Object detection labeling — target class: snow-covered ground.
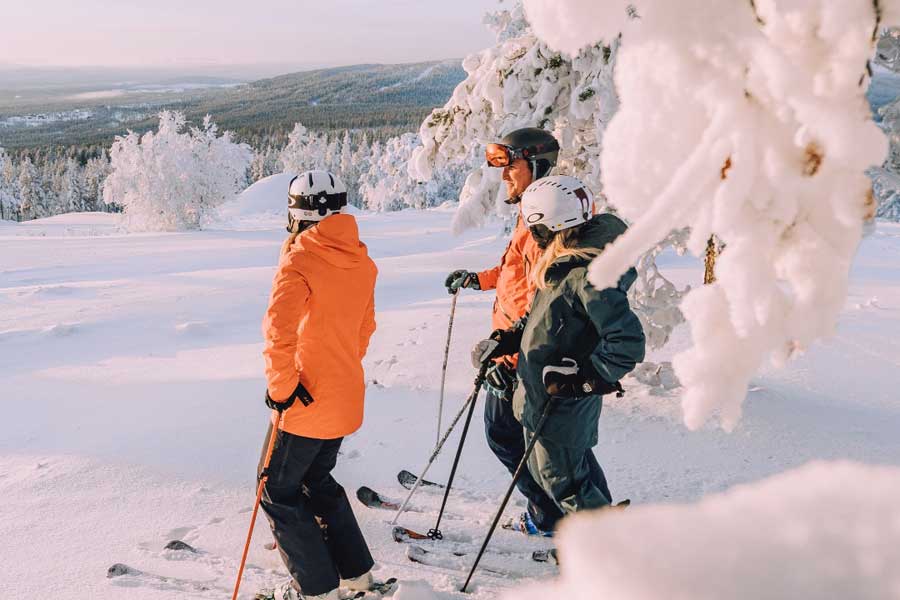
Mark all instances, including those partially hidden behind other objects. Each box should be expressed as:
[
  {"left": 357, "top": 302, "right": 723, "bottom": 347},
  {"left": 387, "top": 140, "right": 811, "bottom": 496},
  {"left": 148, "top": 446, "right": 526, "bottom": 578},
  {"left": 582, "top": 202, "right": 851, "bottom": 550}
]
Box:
[{"left": 2, "top": 185, "right": 900, "bottom": 598}]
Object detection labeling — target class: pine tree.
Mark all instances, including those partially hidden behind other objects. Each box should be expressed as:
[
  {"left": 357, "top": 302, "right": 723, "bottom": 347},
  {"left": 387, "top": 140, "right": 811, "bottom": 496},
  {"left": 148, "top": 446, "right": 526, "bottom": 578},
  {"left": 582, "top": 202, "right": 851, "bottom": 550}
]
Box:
[
  {"left": 61, "top": 158, "right": 86, "bottom": 213},
  {"left": 0, "top": 147, "right": 20, "bottom": 221},
  {"left": 339, "top": 130, "right": 359, "bottom": 204},
  {"left": 18, "top": 157, "right": 44, "bottom": 220}
]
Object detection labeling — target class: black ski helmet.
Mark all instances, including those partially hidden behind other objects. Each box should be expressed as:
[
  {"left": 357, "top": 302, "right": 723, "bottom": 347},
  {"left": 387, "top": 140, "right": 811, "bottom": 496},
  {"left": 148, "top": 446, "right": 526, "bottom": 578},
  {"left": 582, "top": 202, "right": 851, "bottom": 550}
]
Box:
[{"left": 489, "top": 127, "right": 560, "bottom": 204}]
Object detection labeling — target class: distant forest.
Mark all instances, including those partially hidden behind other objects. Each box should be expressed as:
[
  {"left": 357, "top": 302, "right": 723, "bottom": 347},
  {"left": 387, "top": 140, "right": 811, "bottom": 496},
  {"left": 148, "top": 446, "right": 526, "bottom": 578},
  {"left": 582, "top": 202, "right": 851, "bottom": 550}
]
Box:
[
  {"left": 0, "top": 61, "right": 468, "bottom": 221},
  {"left": 0, "top": 61, "right": 466, "bottom": 150}
]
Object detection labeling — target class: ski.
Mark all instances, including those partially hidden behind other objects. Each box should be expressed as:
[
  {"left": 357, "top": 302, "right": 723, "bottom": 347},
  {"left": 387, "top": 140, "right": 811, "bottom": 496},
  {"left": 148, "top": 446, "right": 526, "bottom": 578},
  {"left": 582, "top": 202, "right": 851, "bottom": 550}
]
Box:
[
  {"left": 107, "top": 563, "right": 222, "bottom": 593},
  {"left": 397, "top": 469, "right": 443, "bottom": 490},
  {"left": 405, "top": 544, "right": 531, "bottom": 578},
  {"left": 351, "top": 577, "right": 398, "bottom": 598},
  {"left": 391, "top": 525, "right": 430, "bottom": 542},
  {"left": 256, "top": 578, "right": 398, "bottom": 600},
  {"left": 356, "top": 486, "right": 401, "bottom": 510},
  {"left": 163, "top": 539, "right": 198, "bottom": 552},
  {"left": 531, "top": 548, "right": 558, "bottom": 564}
]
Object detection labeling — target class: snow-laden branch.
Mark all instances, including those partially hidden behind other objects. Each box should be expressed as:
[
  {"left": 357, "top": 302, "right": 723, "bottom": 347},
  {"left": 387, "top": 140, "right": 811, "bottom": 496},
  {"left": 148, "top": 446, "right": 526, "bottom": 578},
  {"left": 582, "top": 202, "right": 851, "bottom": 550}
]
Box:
[{"left": 525, "top": 0, "right": 892, "bottom": 430}]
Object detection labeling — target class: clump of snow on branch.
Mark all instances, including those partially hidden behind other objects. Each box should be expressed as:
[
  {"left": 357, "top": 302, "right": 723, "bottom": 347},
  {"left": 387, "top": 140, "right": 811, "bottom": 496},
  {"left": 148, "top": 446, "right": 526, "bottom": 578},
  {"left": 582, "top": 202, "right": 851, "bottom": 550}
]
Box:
[
  {"left": 409, "top": 1, "right": 685, "bottom": 354},
  {"left": 525, "top": 0, "right": 891, "bottom": 431},
  {"left": 505, "top": 461, "right": 900, "bottom": 600},
  {"left": 104, "top": 112, "right": 252, "bottom": 231}
]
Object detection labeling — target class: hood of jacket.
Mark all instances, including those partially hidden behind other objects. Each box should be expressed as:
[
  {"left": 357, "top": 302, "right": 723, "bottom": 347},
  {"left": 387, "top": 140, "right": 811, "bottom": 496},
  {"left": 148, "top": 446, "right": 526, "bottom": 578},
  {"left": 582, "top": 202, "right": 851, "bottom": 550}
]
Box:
[
  {"left": 545, "top": 213, "right": 637, "bottom": 291},
  {"left": 293, "top": 213, "right": 368, "bottom": 269}
]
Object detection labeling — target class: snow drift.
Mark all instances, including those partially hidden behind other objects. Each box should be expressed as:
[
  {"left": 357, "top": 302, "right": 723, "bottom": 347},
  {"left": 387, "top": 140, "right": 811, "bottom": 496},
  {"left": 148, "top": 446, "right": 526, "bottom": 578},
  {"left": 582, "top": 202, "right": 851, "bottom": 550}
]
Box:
[{"left": 506, "top": 461, "right": 900, "bottom": 600}]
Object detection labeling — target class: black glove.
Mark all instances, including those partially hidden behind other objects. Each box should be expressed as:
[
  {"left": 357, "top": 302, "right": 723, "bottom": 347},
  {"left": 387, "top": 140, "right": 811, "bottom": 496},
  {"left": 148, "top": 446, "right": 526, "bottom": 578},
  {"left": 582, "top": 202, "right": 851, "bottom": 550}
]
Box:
[
  {"left": 265, "top": 379, "right": 315, "bottom": 412},
  {"left": 445, "top": 269, "right": 481, "bottom": 294},
  {"left": 470, "top": 327, "right": 523, "bottom": 367},
  {"left": 542, "top": 358, "right": 622, "bottom": 398},
  {"left": 484, "top": 361, "right": 517, "bottom": 399}
]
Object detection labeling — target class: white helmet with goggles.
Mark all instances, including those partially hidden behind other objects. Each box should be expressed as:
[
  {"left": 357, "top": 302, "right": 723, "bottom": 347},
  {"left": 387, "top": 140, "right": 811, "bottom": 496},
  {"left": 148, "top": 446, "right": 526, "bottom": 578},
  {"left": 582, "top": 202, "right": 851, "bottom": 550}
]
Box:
[
  {"left": 287, "top": 170, "right": 347, "bottom": 232},
  {"left": 521, "top": 175, "right": 594, "bottom": 245}
]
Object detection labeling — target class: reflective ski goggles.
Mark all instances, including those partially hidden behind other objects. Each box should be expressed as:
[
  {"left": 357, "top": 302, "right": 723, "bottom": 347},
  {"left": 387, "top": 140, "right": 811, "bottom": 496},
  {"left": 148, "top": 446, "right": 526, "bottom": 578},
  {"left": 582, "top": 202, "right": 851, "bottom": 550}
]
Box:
[{"left": 485, "top": 143, "right": 527, "bottom": 168}]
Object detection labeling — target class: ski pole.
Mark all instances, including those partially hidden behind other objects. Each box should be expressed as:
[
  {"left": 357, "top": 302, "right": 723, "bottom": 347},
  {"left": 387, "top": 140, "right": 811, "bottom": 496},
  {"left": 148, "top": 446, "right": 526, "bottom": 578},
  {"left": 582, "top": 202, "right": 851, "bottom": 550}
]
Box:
[
  {"left": 461, "top": 397, "right": 556, "bottom": 593},
  {"left": 436, "top": 291, "right": 459, "bottom": 447},
  {"left": 427, "top": 361, "right": 487, "bottom": 541},
  {"left": 231, "top": 411, "right": 283, "bottom": 600},
  {"left": 390, "top": 362, "right": 489, "bottom": 526}
]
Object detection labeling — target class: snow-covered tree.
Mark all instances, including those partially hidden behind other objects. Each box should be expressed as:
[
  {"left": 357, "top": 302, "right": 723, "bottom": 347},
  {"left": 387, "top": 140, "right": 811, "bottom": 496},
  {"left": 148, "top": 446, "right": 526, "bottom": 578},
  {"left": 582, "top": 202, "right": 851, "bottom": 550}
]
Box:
[
  {"left": 280, "top": 122, "right": 329, "bottom": 174},
  {"left": 0, "top": 147, "right": 20, "bottom": 221},
  {"left": 103, "top": 111, "right": 252, "bottom": 231},
  {"left": 524, "top": 0, "right": 892, "bottom": 430},
  {"left": 360, "top": 133, "right": 427, "bottom": 211},
  {"left": 17, "top": 157, "right": 45, "bottom": 220},
  {"left": 868, "top": 53, "right": 900, "bottom": 221},
  {"left": 408, "top": 1, "right": 685, "bottom": 360},
  {"left": 339, "top": 130, "right": 361, "bottom": 206},
  {"left": 250, "top": 146, "right": 280, "bottom": 183},
  {"left": 59, "top": 158, "right": 85, "bottom": 213},
  {"left": 83, "top": 154, "right": 111, "bottom": 212}
]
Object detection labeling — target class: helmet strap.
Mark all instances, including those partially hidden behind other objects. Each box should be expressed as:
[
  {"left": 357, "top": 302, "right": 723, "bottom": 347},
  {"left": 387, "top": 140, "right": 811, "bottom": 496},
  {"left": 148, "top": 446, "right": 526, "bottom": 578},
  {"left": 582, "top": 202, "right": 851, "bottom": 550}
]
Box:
[{"left": 286, "top": 212, "right": 299, "bottom": 234}]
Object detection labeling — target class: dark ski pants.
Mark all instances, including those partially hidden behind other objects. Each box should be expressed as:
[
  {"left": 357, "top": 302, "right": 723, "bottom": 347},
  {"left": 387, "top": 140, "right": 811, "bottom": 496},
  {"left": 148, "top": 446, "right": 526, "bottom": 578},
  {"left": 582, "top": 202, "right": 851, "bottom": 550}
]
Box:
[
  {"left": 258, "top": 424, "right": 374, "bottom": 597},
  {"left": 483, "top": 389, "right": 565, "bottom": 532},
  {"left": 524, "top": 430, "right": 612, "bottom": 515}
]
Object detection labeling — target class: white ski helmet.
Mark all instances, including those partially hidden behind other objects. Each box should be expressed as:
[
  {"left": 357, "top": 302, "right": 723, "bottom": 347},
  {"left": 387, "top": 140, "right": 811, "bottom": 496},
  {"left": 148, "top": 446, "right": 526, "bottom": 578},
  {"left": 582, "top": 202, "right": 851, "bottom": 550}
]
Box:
[
  {"left": 287, "top": 169, "right": 348, "bottom": 231},
  {"left": 521, "top": 175, "right": 594, "bottom": 234}
]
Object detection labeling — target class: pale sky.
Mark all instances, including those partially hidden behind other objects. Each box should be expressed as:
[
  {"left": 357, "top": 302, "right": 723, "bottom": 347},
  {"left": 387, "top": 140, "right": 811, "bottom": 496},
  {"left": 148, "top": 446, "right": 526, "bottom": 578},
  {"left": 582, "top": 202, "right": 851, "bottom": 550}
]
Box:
[{"left": 0, "top": 0, "right": 502, "bottom": 68}]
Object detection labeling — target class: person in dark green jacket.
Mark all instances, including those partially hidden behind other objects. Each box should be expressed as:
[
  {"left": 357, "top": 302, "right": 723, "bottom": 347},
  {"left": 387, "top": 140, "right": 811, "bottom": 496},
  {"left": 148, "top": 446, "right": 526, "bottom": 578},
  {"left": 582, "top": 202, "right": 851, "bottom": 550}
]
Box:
[{"left": 473, "top": 175, "right": 645, "bottom": 518}]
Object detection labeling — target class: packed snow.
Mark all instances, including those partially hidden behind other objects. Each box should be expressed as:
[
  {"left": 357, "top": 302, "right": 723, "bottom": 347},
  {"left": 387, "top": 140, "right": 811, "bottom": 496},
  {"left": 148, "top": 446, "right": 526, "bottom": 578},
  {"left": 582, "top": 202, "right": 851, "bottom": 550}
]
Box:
[{"left": 2, "top": 173, "right": 900, "bottom": 597}]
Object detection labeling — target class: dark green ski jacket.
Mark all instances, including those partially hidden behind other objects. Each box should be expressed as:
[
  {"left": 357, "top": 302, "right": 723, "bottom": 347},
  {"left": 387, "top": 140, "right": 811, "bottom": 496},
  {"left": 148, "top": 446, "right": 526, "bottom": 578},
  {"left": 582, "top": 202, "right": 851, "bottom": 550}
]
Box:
[{"left": 512, "top": 214, "right": 646, "bottom": 448}]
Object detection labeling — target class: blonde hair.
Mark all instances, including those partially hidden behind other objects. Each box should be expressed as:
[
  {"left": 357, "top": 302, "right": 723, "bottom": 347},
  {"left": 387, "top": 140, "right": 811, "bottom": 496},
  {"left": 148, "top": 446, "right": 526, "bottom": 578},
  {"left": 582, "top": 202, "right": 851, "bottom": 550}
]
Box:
[
  {"left": 531, "top": 226, "right": 598, "bottom": 290},
  {"left": 280, "top": 231, "right": 300, "bottom": 256},
  {"left": 280, "top": 220, "right": 319, "bottom": 256}
]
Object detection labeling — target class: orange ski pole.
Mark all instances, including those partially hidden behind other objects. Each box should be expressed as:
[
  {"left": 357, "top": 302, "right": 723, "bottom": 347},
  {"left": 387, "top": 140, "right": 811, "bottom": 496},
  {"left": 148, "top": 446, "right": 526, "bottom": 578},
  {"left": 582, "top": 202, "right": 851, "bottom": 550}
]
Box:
[{"left": 232, "top": 412, "right": 282, "bottom": 600}]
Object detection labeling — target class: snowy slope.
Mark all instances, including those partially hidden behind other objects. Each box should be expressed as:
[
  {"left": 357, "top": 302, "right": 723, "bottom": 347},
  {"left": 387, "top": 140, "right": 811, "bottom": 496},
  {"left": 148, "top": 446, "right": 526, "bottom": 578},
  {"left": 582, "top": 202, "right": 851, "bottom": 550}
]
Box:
[{"left": 1, "top": 198, "right": 899, "bottom": 598}]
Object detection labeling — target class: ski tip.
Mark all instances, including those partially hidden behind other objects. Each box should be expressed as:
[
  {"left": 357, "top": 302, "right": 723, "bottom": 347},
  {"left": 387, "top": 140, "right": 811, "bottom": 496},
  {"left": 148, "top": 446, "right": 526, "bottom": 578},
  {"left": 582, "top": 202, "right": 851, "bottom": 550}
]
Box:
[
  {"left": 164, "top": 539, "right": 197, "bottom": 553},
  {"left": 392, "top": 525, "right": 428, "bottom": 542},
  {"left": 406, "top": 544, "right": 428, "bottom": 562},
  {"left": 531, "top": 548, "right": 559, "bottom": 565},
  {"left": 356, "top": 486, "right": 377, "bottom": 504},
  {"left": 107, "top": 563, "right": 140, "bottom": 578}
]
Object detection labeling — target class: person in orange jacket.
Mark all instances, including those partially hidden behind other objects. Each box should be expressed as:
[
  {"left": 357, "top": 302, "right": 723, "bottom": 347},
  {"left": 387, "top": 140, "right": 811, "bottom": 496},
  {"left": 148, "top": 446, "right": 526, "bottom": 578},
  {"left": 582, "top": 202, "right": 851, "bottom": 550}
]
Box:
[
  {"left": 259, "top": 170, "right": 378, "bottom": 600},
  {"left": 444, "top": 128, "right": 579, "bottom": 536}
]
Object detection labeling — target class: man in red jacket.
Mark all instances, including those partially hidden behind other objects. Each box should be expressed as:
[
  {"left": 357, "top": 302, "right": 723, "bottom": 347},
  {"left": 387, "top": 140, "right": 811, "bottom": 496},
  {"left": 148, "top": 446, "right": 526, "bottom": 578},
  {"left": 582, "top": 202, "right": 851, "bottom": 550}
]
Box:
[{"left": 445, "top": 128, "right": 576, "bottom": 536}]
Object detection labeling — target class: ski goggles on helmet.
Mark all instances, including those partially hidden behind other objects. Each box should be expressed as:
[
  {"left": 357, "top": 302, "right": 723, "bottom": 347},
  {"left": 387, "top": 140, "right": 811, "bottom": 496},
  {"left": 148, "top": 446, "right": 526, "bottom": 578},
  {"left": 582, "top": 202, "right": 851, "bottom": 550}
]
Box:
[
  {"left": 288, "top": 191, "right": 348, "bottom": 217},
  {"left": 486, "top": 143, "right": 527, "bottom": 168},
  {"left": 528, "top": 224, "right": 556, "bottom": 249}
]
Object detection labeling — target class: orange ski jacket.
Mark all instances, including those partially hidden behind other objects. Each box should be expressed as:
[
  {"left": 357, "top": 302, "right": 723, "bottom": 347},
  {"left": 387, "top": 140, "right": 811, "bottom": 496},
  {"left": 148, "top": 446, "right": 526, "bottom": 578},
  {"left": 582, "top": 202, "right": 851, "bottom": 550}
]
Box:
[
  {"left": 262, "top": 214, "right": 378, "bottom": 439},
  {"left": 477, "top": 214, "right": 542, "bottom": 335}
]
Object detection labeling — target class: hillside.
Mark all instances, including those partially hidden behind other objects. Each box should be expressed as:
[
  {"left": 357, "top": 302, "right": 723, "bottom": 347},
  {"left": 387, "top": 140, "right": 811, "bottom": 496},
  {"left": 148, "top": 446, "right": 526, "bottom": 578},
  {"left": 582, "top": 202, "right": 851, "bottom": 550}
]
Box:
[{"left": 0, "top": 60, "right": 466, "bottom": 149}]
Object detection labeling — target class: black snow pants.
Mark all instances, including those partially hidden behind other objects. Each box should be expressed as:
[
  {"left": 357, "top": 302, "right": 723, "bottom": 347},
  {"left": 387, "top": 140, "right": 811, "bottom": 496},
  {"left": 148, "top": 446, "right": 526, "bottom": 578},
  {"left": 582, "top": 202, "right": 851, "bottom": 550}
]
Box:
[
  {"left": 483, "top": 388, "right": 566, "bottom": 532},
  {"left": 258, "top": 424, "right": 374, "bottom": 597}
]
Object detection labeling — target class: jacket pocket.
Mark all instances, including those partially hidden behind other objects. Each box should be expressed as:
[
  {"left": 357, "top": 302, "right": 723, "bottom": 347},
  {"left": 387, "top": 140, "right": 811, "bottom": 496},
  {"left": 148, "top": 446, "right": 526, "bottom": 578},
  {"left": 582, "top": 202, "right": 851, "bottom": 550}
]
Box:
[{"left": 539, "top": 394, "right": 601, "bottom": 448}]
